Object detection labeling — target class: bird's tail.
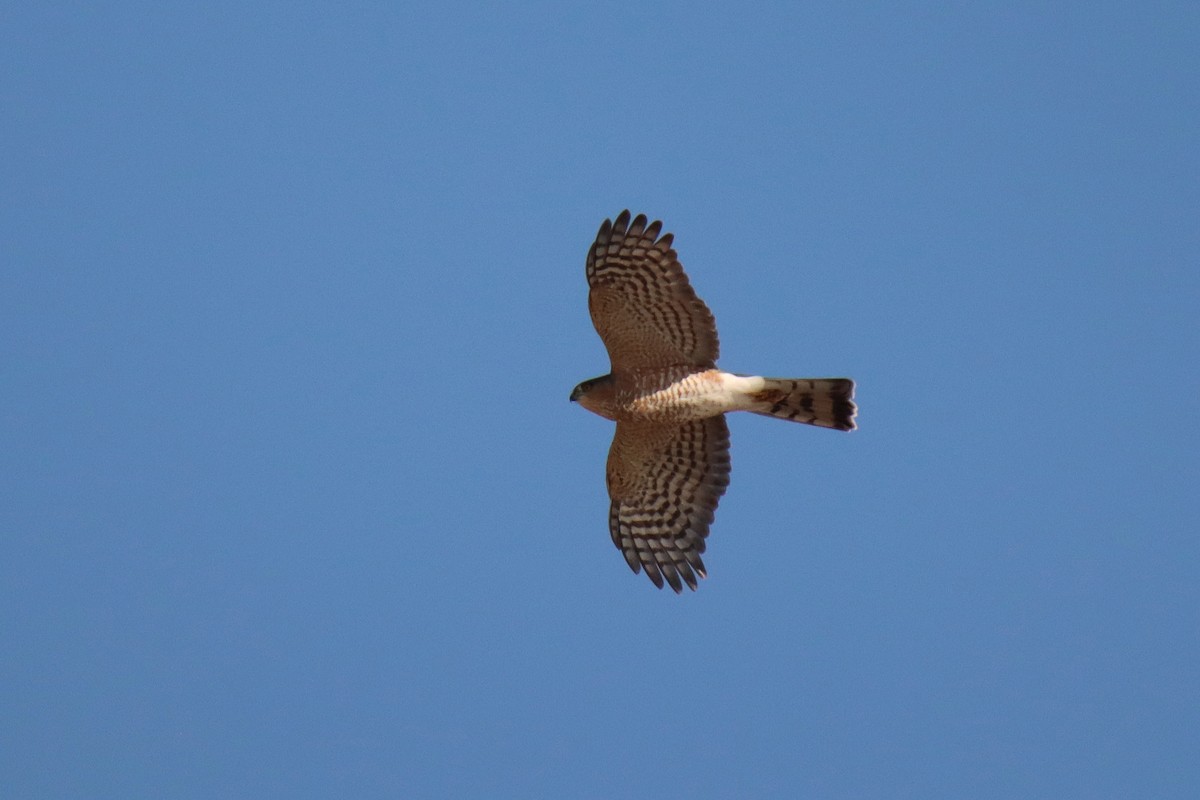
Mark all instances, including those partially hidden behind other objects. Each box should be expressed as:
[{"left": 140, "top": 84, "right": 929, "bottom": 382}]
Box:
[{"left": 746, "top": 378, "right": 857, "bottom": 431}]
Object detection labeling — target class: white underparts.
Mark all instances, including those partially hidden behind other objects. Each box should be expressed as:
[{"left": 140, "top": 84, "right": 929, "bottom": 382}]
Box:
[{"left": 625, "top": 370, "right": 766, "bottom": 420}]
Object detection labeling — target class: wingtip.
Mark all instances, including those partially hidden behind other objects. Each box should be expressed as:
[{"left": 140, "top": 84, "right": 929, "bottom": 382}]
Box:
[
  {"left": 601, "top": 211, "right": 674, "bottom": 248},
  {"left": 596, "top": 217, "right": 613, "bottom": 241},
  {"left": 660, "top": 562, "right": 684, "bottom": 593},
  {"left": 628, "top": 213, "right": 649, "bottom": 237}
]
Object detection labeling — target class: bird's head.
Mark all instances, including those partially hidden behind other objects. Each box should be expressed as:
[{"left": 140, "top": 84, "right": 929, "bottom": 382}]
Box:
[
  {"left": 569, "top": 374, "right": 617, "bottom": 418},
  {"left": 570, "top": 375, "right": 607, "bottom": 402}
]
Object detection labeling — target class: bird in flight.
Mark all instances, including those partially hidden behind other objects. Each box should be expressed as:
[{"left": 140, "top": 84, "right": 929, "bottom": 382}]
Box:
[{"left": 571, "top": 210, "right": 856, "bottom": 592}]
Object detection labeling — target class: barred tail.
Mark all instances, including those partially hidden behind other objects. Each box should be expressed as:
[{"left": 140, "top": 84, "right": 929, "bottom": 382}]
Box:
[{"left": 748, "top": 378, "right": 857, "bottom": 431}]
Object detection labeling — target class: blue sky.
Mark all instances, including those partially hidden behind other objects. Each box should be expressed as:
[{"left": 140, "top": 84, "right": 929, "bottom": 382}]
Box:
[{"left": 3, "top": 2, "right": 1198, "bottom": 797}]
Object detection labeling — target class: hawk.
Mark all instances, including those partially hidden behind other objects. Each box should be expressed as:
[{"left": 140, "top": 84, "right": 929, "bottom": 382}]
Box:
[{"left": 571, "top": 210, "right": 856, "bottom": 592}]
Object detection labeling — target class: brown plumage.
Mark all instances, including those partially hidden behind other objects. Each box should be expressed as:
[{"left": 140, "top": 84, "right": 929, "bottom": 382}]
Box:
[{"left": 571, "top": 211, "right": 856, "bottom": 592}]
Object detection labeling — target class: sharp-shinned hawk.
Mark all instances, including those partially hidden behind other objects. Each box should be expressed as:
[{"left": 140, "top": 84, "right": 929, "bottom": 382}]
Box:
[{"left": 571, "top": 210, "right": 856, "bottom": 592}]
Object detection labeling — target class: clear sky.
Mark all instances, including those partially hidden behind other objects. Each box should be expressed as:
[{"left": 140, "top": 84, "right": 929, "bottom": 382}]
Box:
[{"left": 3, "top": 3, "right": 1198, "bottom": 798}]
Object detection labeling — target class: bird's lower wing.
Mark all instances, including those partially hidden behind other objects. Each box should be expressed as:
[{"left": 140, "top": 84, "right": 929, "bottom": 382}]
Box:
[{"left": 605, "top": 416, "right": 731, "bottom": 592}]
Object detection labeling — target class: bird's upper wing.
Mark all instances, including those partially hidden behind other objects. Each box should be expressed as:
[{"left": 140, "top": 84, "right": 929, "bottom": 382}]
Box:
[
  {"left": 587, "top": 211, "right": 719, "bottom": 371},
  {"left": 605, "top": 416, "right": 731, "bottom": 592}
]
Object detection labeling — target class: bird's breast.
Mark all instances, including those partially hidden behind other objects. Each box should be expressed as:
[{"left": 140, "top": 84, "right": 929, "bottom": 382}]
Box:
[{"left": 613, "top": 368, "right": 730, "bottom": 422}]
